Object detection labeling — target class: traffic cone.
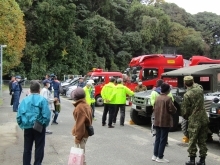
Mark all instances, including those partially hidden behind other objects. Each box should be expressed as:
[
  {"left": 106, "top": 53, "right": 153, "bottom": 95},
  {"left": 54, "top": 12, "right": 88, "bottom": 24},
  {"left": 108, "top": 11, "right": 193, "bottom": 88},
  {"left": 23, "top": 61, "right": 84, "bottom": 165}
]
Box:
[
  {"left": 129, "top": 119, "right": 135, "bottom": 125},
  {"left": 182, "top": 136, "right": 189, "bottom": 143}
]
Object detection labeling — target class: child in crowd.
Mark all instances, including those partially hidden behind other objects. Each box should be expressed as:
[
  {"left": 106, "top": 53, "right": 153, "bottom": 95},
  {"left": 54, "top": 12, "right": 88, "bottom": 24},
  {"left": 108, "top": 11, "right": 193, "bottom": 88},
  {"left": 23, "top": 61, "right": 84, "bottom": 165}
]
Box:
[{"left": 53, "top": 97, "right": 61, "bottom": 124}]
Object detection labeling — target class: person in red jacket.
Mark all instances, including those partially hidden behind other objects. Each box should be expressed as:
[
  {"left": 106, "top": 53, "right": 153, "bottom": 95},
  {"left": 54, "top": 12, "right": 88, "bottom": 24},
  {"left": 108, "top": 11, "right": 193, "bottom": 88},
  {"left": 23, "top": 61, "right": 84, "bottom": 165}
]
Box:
[{"left": 71, "top": 88, "right": 92, "bottom": 165}]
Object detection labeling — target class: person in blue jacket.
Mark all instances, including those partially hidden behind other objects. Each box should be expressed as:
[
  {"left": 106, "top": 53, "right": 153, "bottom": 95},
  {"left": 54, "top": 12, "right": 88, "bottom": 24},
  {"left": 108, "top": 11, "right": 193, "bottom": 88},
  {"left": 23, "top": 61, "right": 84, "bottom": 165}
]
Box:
[
  {"left": 52, "top": 76, "right": 61, "bottom": 102},
  {"left": 11, "top": 75, "right": 23, "bottom": 112},
  {"left": 17, "top": 80, "right": 51, "bottom": 165}
]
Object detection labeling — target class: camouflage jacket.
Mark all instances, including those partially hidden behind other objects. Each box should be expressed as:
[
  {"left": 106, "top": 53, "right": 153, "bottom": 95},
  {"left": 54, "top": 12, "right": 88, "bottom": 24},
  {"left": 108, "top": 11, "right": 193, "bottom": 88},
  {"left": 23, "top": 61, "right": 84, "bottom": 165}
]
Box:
[
  {"left": 134, "top": 85, "right": 147, "bottom": 92},
  {"left": 181, "top": 85, "right": 209, "bottom": 124}
]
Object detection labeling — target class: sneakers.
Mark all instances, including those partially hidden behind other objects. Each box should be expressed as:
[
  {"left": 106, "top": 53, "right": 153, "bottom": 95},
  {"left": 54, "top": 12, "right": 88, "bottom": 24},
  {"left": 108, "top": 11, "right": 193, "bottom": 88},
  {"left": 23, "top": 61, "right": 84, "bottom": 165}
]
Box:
[
  {"left": 46, "top": 131, "right": 53, "bottom": 134},
  {"left": 152, "top": 155, "right": 157, "bottom": 161},
  {"left": 53, "top": 121, "right": 58, "bottom": 124},
  {"left": 156, "top": 158, "right": 169, "bottom": 163}
]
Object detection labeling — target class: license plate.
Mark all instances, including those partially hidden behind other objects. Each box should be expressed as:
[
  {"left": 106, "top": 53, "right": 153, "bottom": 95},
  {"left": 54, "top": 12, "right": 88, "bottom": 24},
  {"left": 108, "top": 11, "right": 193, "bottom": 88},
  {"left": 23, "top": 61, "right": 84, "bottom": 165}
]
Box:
[{"left": 132, "top": 104, "right": 136, "bottom": 109}]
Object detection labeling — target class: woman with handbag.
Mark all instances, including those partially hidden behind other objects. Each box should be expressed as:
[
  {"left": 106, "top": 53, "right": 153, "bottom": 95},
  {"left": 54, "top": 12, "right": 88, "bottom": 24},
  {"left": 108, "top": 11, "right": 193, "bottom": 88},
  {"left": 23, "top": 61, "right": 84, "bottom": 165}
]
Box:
[{"left": 71, "top": 87, "right": 93, "bottom": 165}]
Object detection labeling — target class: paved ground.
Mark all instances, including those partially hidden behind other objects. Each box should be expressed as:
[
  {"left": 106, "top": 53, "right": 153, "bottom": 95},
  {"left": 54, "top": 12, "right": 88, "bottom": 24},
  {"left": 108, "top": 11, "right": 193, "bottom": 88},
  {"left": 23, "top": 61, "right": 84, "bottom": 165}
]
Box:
[{"left": 0, "top": 88, "right": 220, "bottom": 165}]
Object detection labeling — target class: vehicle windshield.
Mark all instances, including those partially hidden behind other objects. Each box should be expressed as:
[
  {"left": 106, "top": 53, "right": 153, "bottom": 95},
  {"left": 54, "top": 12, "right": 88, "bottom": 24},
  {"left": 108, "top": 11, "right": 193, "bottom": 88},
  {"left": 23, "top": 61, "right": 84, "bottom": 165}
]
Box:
[
  {"left": 84, "top": 75, "right": 104, "bottom": 85},
  {"left": 124, "top": 66, "right": 142, "bottom": 83}
]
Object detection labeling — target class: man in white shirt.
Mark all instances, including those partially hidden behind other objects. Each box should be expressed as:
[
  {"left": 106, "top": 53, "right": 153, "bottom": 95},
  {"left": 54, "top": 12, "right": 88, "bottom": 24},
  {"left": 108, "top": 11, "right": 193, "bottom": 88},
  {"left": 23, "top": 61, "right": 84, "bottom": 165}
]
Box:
[{"left": 40, "top": 79, "right": 54, "bottom": 134}]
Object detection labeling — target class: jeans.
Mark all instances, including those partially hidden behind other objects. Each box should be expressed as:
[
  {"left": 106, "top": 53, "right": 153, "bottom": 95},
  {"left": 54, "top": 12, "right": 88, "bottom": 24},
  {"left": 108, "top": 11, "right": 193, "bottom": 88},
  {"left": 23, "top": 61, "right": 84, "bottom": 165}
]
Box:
[
  {"left": 23, "top": 127, "right": 46, "bottom": 165},
  {"left": 54, "top": 90, "right": 60, "bottom": 102},
  {"left": 91, "top": 103, "right": 95, "bottom": 118},
  {"left": 53, "top": 111, "right": 59, "bottom": 122},
  {"left": 153, "top": 126, "right": 169, "bottom": 159},
  {"left": 13, "top": 92, "right": 20, "bottom": 111},
  {"left": 113, "top": 104, "right": 125, "bottom": 125},
  {"left": 102, "top": 104, "right": 116, "bottom": 126}
]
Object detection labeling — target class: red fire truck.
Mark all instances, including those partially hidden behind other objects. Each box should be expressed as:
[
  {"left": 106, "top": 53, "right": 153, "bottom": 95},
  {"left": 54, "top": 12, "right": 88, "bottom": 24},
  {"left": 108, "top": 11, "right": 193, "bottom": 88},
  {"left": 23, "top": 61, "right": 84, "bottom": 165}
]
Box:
[
  {"left": 124, "top": 54, "right": 184, "bottom": 89},
  {"left": 85, "top": 68, "right": 123, "bottom": 106},
  {"left": 189, "top": 56, "right": 220, "bottom": 66}
]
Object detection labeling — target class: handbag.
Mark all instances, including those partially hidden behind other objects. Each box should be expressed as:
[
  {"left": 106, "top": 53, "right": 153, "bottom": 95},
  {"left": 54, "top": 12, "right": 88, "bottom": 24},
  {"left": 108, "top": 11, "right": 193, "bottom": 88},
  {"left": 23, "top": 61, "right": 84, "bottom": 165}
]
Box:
[
  {"left": 33, "top": 120, "right": 43, "bottom": 133},
  {"left": 68, "top": 147, "right": 84, "bottom": 165},
  {"left": 86, "top": 125, "right": 94, "bottom": 136}
]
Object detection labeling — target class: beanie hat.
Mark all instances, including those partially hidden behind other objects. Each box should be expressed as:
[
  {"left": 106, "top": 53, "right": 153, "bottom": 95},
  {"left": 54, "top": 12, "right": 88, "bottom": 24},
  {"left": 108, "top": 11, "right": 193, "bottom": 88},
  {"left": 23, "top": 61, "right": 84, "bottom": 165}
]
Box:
[
  {"left": 156, "top": 79, "right": 164, "bottom": 87},
  {"left": 71, "top": 87, "right": 85, "bottom": 100},
  {"left": 161, "top": 83, "right": 170, "bottom": 93}
]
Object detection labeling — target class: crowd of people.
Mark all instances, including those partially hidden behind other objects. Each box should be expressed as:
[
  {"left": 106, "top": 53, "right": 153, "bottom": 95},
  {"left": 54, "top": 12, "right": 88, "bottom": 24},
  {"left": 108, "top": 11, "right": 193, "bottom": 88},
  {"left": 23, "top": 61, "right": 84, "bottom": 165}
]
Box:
[{"left": 10, "top": 73, "right": 208, "bottom": 165}]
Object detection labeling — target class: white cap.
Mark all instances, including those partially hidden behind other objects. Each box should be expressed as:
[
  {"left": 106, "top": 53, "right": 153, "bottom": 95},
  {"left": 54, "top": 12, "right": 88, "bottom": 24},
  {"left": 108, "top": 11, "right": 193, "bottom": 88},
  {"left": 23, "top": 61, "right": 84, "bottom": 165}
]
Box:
[{"left": 87, "top": 80, "right": 94, "bottom": 86}]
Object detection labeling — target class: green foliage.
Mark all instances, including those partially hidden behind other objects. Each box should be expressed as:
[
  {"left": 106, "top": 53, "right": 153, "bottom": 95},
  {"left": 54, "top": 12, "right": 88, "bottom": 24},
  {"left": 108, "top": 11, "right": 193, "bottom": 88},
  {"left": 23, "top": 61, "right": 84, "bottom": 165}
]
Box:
[
  {"left": 7, "top": 0, "right": 220, "bottom": 79},
  {"left": 0, "top": 0, "right": 26, "bottom": 75}
]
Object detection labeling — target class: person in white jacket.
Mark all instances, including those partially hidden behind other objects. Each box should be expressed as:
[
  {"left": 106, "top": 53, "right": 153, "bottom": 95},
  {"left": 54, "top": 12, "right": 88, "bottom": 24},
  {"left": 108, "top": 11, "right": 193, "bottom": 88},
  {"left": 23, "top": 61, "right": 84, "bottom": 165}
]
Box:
[{"left": 40, "top": 79, "right": 54, "bottom": 134}]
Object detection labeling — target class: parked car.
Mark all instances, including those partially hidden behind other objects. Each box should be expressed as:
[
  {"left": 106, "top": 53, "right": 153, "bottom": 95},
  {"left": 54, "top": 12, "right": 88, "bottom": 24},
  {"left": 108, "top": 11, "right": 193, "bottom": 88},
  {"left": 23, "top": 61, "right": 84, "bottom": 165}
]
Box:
[
  {"left": 60, "top": 78, "right": 79, "bottom": 95},
  {"left": 66, "top": 79, "right": 89, "bottom": 98}
]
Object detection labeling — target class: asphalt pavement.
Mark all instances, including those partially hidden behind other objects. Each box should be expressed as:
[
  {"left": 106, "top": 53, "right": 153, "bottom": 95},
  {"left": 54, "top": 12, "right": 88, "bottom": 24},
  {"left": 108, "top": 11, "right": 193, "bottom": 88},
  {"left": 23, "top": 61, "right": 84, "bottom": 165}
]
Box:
[{"left": 0, "top": 88, "right": 220, "bottom": 165}]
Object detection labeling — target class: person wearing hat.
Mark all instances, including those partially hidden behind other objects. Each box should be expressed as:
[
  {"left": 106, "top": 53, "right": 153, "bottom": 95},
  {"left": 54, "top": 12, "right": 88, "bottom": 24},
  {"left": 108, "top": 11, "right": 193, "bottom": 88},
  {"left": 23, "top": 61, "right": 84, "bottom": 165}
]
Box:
[
  {"left": 101, "top": 77, "right": 117, "bottom": 128},
  {"left": 83, "top": 80, "right": 96, "bottom": 120},
  {"left": 134, "top": 79, "right": 147, "bottom": 92},
  {"left": 71, "top": 87, "right": 92, "bottom": 165},
  {"left": 11, "top": 75, "right": 23, "bottom": 112},
  {"left": 150, "top": 79, "right": 174, "bottom": 145},
  {"left": 152, "top": 83, "right": 177, "bottom": 163},
  {"left": 40, "top": 79, "right": 54, "bottom": 134},
  {"left": 181, "top": 76, "right": 209, "bottom": 165},
  {"left": 113, "top": 78, "right": 134, "bottom": 126}
]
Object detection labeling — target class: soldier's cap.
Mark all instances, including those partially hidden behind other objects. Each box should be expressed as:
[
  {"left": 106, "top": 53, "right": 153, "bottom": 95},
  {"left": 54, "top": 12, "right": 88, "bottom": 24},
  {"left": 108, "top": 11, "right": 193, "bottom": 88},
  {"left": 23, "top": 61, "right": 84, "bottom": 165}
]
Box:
[
  {"left": 15, "top": 75, "right": 21, "bottom": 79},
  {"left": 184, "top": 76, "right": 193, "bottom": 81}
]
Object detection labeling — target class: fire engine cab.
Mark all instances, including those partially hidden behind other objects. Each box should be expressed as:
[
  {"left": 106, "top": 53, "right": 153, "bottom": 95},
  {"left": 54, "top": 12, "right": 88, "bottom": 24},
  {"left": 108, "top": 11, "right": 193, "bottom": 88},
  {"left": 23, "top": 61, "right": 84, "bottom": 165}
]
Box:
[
  {"left": 85, "top": 68, "right": 123, "bottom": 106},
  {"left": 125, "top": 54, "right": 184, "bottom": 90}
]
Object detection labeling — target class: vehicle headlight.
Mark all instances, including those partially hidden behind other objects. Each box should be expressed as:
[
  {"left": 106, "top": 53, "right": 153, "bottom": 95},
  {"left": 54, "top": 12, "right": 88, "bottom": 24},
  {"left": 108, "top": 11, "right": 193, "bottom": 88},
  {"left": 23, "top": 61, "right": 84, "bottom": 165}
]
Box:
[{"left": 211, "top": 107, "right": 217, "bottom": 113}]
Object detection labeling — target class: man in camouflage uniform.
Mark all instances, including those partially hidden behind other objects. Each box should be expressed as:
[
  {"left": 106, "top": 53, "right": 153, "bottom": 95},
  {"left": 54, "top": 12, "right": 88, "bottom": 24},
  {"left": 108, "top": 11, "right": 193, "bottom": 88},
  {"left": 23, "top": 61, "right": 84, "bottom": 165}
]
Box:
[
  {"left": 134, "top": 80, "right": 147, "bottom": 92},
  {"left": 181, "top": 76, "right": 209, "bottom": 165}
]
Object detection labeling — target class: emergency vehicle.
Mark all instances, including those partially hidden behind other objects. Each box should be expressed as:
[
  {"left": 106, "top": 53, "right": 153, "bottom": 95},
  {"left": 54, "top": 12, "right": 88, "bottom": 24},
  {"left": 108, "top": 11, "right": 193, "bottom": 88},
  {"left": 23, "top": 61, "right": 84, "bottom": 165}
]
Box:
[
  {"left": 189, "top": 55, "right": 220, "bottom": 65},
  {"left": 85, "top": 68, "right": 123, "bottom": 106},
  {"left": 125, "top": 54, "right": 184, "bottom": 89}
]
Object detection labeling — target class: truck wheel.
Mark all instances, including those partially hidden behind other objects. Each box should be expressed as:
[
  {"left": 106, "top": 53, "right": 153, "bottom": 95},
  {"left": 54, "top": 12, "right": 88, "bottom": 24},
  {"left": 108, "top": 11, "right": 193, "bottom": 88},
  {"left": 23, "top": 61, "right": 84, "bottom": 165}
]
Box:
[
  {"left": 95, "top": 95, "right": 104, "bottom": 107},
  {"left": 130, "top": 108, "right": 150, "bottom": 125},
  {"left": 181, "top": 118, "right": 188, "bottom": 137},
  {"left": 169, "top": 112, "right": 179, "bottom": 132}
]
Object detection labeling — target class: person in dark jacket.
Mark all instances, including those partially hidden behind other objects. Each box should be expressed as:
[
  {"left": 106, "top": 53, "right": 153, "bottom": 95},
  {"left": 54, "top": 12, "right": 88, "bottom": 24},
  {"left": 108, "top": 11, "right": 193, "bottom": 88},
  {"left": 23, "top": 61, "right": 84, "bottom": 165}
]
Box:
[
  {"left": 11, "top": 75, "right": 23, "bottom": 112},
  {"left": 9, "top": 76, "right": 15, "bottom": 106},
  {"left": 52, "top": 76, "right": 61, "bottom": 102},
  {"left": 152, "top": 83, "right": 177, "bottom": 163},
  {"left": 77, "top": 77, "right": 85, "bottom": 88}
]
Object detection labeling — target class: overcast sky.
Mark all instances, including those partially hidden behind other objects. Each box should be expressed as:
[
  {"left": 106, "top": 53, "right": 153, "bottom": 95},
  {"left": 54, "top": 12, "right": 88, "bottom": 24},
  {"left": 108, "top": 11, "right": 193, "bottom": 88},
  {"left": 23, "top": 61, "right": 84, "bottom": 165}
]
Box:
[{"left": 165, "top": 0, "right": 220, "bottom": 15}]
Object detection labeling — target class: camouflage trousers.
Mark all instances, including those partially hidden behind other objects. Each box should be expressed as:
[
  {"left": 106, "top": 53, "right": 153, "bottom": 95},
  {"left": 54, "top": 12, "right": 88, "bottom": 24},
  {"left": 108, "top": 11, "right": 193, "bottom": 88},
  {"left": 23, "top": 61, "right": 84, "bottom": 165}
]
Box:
[{"left": 187, "top": 122, "right": 208, "bottom": 157}]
